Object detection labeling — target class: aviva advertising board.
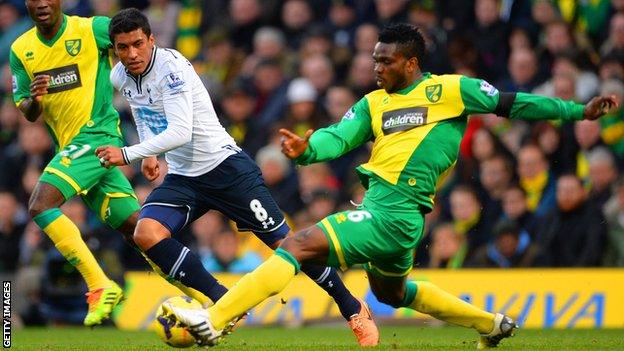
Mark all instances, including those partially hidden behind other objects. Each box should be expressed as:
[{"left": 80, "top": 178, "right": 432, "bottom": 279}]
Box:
[{"left": 114, "top": 269, "right": 624, "bottom": 330}]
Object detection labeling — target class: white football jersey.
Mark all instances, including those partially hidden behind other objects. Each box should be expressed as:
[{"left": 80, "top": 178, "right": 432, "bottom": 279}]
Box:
[{"left": 111, "top": 47, "right": 239, "bottom": 176}]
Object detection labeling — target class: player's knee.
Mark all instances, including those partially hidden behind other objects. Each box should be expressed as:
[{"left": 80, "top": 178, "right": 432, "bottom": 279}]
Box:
[
  {"left": 279, "top": 237, "right": 303, "bottom": 258},
  {"left": 27, "top": 198, "right": 50, "bottom": 219},
  {"left": 372, "top": 287, "right": 405, "bottom": 308},
  {"left": 133, "top": 219, "right": 169, "bottom": 251},
  {"left": 118, "top": 212, "right": 139, "bottom": 238}
]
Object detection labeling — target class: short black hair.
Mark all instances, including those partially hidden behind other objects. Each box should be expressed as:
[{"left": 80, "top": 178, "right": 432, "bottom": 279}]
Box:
[
  {"left": 378, "top": 23, "right": 425, "bottom": 63},
  {"left": 493, "top": 219, "right": 520, "bottom": 238},
  {"left": 109, "top": 8, "right": 151, "bottom": 44}
]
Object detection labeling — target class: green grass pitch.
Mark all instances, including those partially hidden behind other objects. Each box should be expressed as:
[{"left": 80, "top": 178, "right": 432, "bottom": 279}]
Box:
[{"left": 11, "top": 326, "right": 624, "bottom": 350}]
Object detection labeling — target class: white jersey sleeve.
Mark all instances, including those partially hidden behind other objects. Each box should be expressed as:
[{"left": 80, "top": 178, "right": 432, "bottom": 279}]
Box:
[
  {"left": 121, "top": 60, "right": 193, "bottom": 164},
  {"left": 116, "top": 47, "right": 238, "bottom": 176}
]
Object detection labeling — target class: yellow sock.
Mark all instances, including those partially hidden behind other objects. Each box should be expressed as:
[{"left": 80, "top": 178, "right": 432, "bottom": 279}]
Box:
[
  {"left": 409, "top": 281, "right": 495, "bottom": 334},
  {"left": 34, "top": 208, "right": 109, "bottom": 291},
  {"left": 141, "top": 253, "right": 211, "bottom": 306},
  {"left": 208, "top": 250, "right": 298, "bottom": 329}
]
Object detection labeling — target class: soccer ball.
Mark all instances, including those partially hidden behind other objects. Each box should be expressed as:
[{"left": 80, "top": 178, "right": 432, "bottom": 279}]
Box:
[{"left": 154, "top": 296, "right": 202, "bottom": 348}]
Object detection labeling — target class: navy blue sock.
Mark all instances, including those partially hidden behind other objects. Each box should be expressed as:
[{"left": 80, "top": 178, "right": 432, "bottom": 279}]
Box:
[
  {"left": 146, "top": 238, "right": 227, "bottom": 302},
  {"left": 300, "top": 264, "right": 361, "bottom": 320}
]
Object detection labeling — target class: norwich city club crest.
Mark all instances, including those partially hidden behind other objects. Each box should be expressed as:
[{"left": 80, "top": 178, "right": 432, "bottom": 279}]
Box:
[
  {"left": 65, "top": 39, "right": 81, "bottom": 56},
  {"left": 425, "top": 84, "right": 442, "bottom": 103}
]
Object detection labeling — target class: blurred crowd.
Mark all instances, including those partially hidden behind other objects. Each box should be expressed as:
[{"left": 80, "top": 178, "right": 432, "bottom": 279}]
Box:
[{"left": 2, "top": 0, "right": 624, "bottom": 325}]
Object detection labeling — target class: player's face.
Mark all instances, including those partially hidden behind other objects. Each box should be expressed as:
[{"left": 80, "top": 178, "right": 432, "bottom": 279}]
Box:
[
  {"left": 372, "top": 42, "right": 417, "bottom": 93},
  {"left": 26, "top": 0, "right": 62, "bottom": 29},
  {"left": 113, "top": 29, "right": 155, "bottom": 76}
]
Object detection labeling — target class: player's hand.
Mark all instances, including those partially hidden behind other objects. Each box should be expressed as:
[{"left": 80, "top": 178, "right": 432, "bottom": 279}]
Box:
[
  {"left": 30, "top": 75, "right": 50, "bottom": 102},
  {"left": 95, "top": 145, "right": 126, "bottom": 168},
  {"left": 141, "top": 156, "right": 160, "bottom": 181},
  {"left": 279, "top": 128, "right": 313, "bottom": 159},
  {"left": 583, "top": 95, "right": 618, "bottom": 120}
]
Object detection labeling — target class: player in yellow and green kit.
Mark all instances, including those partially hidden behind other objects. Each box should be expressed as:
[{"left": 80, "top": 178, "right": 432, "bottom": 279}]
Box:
[
  {"left": 9, "top": 0, "right": 139, "bottom": 326},
  {"left": 9, "top": 0, "right": 219, "bottom": 326},
  {"left": 164, "top": 23, "right": 618, "bottom": 348}
]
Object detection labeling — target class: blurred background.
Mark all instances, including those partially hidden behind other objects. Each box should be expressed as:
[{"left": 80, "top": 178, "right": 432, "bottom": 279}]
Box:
[{"left": 1, "top": 0, "right": 624, "bottom": 327}]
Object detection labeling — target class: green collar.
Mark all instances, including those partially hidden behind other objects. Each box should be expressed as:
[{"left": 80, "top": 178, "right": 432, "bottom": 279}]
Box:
[
  {"left": 395, "top": 72, "right": 431, "bottom": 95},
  {"left": 37, "top": 14, "right": 67, "bottom": 47}
]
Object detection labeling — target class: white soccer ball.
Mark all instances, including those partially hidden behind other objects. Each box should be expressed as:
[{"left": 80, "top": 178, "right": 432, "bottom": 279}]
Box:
[{"left": 154, "top": 296, "right": 202, "bottom": 348}]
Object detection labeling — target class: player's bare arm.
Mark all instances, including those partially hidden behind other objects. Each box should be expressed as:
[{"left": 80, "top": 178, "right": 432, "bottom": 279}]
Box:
[
  {"left": 18, "top": 74, "right": 50, "bottom": 122},
  {"left": 279, "top": 128, "right": 313, "bottom": 159},
  {"left": 583, "top": 95, "right": 618, "bottom": 120}
]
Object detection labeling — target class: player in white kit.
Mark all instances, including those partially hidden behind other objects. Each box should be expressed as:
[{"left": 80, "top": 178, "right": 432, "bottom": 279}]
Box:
[{"left": 96, "top": 8, "right": 379, "bottom": 346}]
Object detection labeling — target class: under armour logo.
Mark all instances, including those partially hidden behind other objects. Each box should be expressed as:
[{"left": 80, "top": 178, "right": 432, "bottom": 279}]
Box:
[
  {"left": 122, "top": 88, "right": 132, "bottom": 98},
  {"left": 179, "top": 271, "right": 186, "bottom": 278},
  {"left": 327, "top": 280, "right": 334, "bottom": 288},
  {"left": 261, "top": 217, "right": 275, "bottom": 229}
]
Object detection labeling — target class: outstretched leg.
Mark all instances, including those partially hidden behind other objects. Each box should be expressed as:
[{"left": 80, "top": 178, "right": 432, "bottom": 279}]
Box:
[
  {"left": 367, "top": 272, "right": 516, "bottom": 348},
  {"left": 116, "top": 212, "right": 213, "bottom": 306},
  {"left": 266, "top": 237, "right": 361, "bottom": 321},
  {"left": 207, "top": 225, "right": 331, "bottom": 330},
  {"left": 134, "top": 212, "right": 228, "bottom": 304}
]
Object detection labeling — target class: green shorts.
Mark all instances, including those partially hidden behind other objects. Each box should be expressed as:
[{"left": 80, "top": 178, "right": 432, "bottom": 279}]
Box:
[
  {"left": 317, "top": 205, "right": 424, "bottom": 278},
  {"left": 39, "top": 133, "right": 140, "bottom": 229}
]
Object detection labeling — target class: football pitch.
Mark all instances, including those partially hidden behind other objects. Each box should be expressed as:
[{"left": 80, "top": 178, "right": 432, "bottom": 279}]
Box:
[{"left": 10, "top": 326, "right": 624, "bottom": 350}]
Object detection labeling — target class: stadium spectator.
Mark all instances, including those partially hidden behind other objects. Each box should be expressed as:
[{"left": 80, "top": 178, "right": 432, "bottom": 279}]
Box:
[
  {"left": 408, "top": 0, "right": 452, "bottom": 74},
  {"left": 529, "top": 121, "right": 571, "bottom": 177},
  {"left": 280, "top": 0, "right": 315, "bottom": 50},
  {"left": 587, "top": 147, "right": 619, "bottom": 207},
  {"left": 468, "top": 218, "right": 539, "bottom": 268},
  {"left": 449, "top": 185, "right": 489, "bottom": 258},
  {"left": 227, "top": 0, "right": 263, "bottom": 53},
  {"left": 428, "top": 223, "right": 467, "bottom": 269},
  {"left": 325, "top": 0, "right": 358, "bottom": 51},
  {"left": 602, "top": 177, "right": 624, "bottom": 266},
  {"left": 255, "top": 142, "right": 303, "bottom": 216},
  {"left": 501, "top": 184, "right": 538, "bottom": 239},
  {"left": 197, "top": 29, "right": 245, "bottom": 101},
  {"left": 283, "top": 77, "right": 326, "bottom": 135},
  {"left": 201, "top": 228, "right": 263, "bottom": 273},
  {"left": 347, "top": 51, "right": 378, "bottom": 97},
  {"left": 597, "top": 79, "right": 624, "bottom": 158},
  {"left": 0, "top": 190, "right": 27, "bottom": 273},
  {"left": 252, "top": 59, "right": 289, "bottom": 128},
  {"left": 143, "top": 0, "right": 180, "bottom": 48},
  {"left": 600, "top": 12, "right": 624, "bottom": 58},
  {"left": 220, "top": 80, "right": 266, "bottom": 158},
  {"left": 241, "top": 26, "right": 295, "bottom": 77},
  {"left": 467, "top": 0, "right": 510, "bottom": 82},
  {"left": 300, "top": 54, "right": 335, "bottom": 98},
  {"left": 373, "top": 0, "right": 408, "bottom": 26},
  {"left": 353, "top": 22, "right": 379, "bottom": 54},
  {"left": 598, "top": 53, "right": 624, "bottom": 81},
  {"left": 297, "top": 162, "right": 340, "bottom": 202},
  {"left": 535, "top": 174, "right": 607, "bottom": 266},
  {"left": 0, "top": 1, "right": 30, "bottom": 66},
  {"left": 496, "top": 48, "right": 543, "bottom": 93},
  {"left": 574, "top": 119, "right": 605, "bottom": 183},
  {"left": 517, "top": 144, "right": 557, "bottom": 218},
  {"left": 478, "top": 154, "right": 515, "bottom": 237}
]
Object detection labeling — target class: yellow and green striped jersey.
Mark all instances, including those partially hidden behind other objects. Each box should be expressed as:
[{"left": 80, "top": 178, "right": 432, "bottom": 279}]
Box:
[
  {"left": 10, "top": 15, "right": 120, "bottom": 149},
  {"left": 297, "top": 73, "right": 585, "bottom": 212}
]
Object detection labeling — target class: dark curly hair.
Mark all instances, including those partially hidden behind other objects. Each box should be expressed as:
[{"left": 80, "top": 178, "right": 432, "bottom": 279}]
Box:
[
  {"left": 378, "top": 23, "right": 426, "bottom": 63},
  {"left": 109, "top": 8, "right": 152, "bottom": 44}
]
